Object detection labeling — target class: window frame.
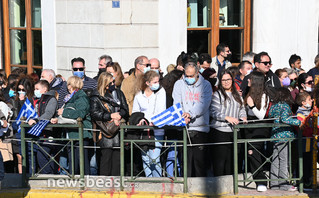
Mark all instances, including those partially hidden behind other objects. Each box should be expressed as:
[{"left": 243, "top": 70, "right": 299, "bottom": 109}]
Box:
[{"left": 2, "top": 0, "right": 42, "bottom": 75}]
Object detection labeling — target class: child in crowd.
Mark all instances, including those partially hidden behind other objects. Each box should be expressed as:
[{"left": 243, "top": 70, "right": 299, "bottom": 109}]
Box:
[
  {"left": 295, "top": 92, "right": 313, "bottom": 188},
  {"left": 268, "top": 87, "right": 301, "bottom": 191}
]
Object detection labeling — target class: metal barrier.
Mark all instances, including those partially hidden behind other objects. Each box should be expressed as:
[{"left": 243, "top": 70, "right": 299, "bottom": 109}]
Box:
[
  {"left": 233, "top": 123, "right": 303, "bottom": 194},
  {"left": 119, "top": 125, "right": 188, "bottom": 193},
  {"left": 20, "top": 118, "right": 84, "bottom": 187}
]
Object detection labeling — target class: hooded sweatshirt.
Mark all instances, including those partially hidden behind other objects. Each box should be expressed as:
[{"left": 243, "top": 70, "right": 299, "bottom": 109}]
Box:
[{"left": 172, "top": 74, "right": 212, "bottom": 132}]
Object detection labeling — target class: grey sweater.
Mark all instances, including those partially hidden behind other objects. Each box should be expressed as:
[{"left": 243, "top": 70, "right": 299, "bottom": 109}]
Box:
[{"left": 210, "top": 91, "right": 247, "bottom": 132}]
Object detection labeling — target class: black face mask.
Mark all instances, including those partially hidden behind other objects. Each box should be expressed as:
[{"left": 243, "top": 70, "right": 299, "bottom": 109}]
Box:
[
  {"left": 98, "top": 68, "right": 106, "bottom": 74},
  {"left": 225, "top": 54, "right": 232, "bottom": 61},
  {"left": 108, "top": 84, "right": 116, "bottom": 92}
]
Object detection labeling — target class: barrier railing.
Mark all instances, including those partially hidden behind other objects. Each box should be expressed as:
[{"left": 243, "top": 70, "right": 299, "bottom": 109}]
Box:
[
  {"left": 20, "top": 118, "right": 84, "bottom": 187},
  {"left": 119, "top": 125, "right": 188, "bottom": 193},
  {"left": 233, "top": 123, "right": 303, "bottom": 194}
]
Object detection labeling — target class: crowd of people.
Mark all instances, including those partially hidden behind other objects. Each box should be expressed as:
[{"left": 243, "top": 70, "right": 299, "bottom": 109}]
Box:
[{"left": 0, "top": 43, "right": 318, "bottom": 192}]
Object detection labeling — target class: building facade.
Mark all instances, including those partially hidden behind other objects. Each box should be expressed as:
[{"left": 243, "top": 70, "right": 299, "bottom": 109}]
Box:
[{"left": 1, "top": 0, "right": 319, "bottom": 78}]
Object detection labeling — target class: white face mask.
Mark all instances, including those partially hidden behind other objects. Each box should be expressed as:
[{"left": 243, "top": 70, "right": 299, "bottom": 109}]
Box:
[
  {"left": 246, "top": 69, "right": 253, "bottom": 76},
  {"left": 305, "top": 86, "right": 313, "bottom": 92},
  {"left": 304, "top": 103, "right": 312, "bottom": 109}
]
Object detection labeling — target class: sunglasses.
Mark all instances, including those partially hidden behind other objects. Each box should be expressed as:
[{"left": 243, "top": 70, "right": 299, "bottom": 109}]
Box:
[
  {"left": 141, "top": 63, "right": 151, "bottom": 67},
  {"left": 18, "top": 88, "right": 25, "bottom": 92},
  {"left": 259, "top": 61, "right": 272, "bottom": 66},
  {"left": 73, "top": 68, "right": 84, "bottom": 71},
  {"left": 305, "top": 80, "right": 314, "bottom": 85}
]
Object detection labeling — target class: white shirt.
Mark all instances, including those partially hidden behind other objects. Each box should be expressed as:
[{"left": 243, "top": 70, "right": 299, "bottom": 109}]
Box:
[{"left": 132, "top": 87, "right": 166, "bottom": 135}]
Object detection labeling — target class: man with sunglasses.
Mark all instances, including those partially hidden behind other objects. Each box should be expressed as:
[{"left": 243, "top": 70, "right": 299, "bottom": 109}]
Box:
[
  {"left": 121, "top": 55, "right": 150, "bottom": 115},
  {"left": 93, "top": 55, "right": 113, "bottom": 81},
  {"left": 241, "top": 51, "right": 281, "bottom": 98},
  {"left": 57, "top": 57, "right": 97, "bottom": 108}
]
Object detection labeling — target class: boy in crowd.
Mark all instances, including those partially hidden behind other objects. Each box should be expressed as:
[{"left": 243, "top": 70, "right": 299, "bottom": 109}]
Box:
[{"left": 296, "top": 91, "right": 313, "bottom": 188}]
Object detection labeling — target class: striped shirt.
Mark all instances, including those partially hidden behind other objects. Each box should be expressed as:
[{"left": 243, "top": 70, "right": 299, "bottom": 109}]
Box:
[
  {"left": 57, "top": 75, "right": 97, "bottom": 108},
  {"left": 210, "top": 90, "right": 247, "bottom": 132}
]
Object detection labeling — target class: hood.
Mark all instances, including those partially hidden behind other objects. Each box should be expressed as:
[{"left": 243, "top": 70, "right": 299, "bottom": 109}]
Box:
[
  {"left": 51, "top": 77, "right": 63, "bottom": 88},
  {"left": 43, "top": 90, "right": 56, "bottom": 96}
]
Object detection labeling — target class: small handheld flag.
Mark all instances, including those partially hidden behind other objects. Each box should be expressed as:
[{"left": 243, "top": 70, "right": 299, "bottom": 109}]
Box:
[
  {"left": 27, "top": 120, "right": 50, "bottom": 137},
  {"left": 16, "top": 98, "right": 38, "bottom": 133},
  {"left": 151, "top": 103, "right": 186, "bottom": 128}
]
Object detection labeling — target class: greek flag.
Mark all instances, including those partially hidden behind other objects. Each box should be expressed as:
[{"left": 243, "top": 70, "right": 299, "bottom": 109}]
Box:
[
  {"left": 16, "top": 98, "right": 38, "bottom": 133},
  {"left": 27, "top": 120, "right": 50, "bottom": 136},
  {"left": 151, "top": 103, "right": 186, "bottom": 128}
]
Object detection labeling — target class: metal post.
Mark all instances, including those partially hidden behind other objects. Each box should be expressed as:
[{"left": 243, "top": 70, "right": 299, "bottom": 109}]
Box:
[
  {"left": 71, "top": 140, "right": 74, "bottom": 178},
  {"left": 79, "top": 122, "right": 84, "bottom": 180},
  {"left": 31, "top": 141, "right": 34, "bottom": 176},
  {"left": 21, "top": 125, "right": 27, "bottom": 187},
  {"left": 120, "top": 128, "right": 124, "bottom": 191},
  {"left": 183, "top": 128, "right": 188, "bottom": 193},
  {"left": 233, "top": 127, "right": 238, "bottom": 194},
  {"left": 298, "top": 129, "right": 303, "bottom": 193}
]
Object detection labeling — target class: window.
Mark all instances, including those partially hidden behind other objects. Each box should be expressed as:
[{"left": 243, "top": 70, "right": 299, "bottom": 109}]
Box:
[
  {"left": 2, "top": 0, "right": 42, "bottom": 75},
  {"left": 187, "top": 0, "right": 251, "bottom": 64}
]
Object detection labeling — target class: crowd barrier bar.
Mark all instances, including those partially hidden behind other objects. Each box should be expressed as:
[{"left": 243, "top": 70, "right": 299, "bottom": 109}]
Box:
[
  {"left": 233, "top": 122, "right": 303, "bottom": 194},
  {"left": 20, "top": 118, "right": 84, "bottom": 188}
]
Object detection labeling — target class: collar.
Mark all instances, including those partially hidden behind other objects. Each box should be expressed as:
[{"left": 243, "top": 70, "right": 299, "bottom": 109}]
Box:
[{"left": 216, "top": 57, "right": 226, "bottom": 67}]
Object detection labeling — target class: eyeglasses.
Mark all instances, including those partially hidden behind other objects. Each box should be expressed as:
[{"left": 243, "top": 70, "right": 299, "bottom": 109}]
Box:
[
  {"left": 306, "top": 80, "right": 314, "bottom": 85},
  {"left": 141, "top": 63, "right": 151, "bottom": 67},
  {"left": 18, "top": 88, "right": 25, "bottom": 92},
  {"left": 259, "top": 61, "right": 272, "bottom": 66},
  {"left": 221, "top": 78, "right": 232, "bottom": 82},
  {"left": 73, "top": 68, "right": 84, "bottom": 71}
]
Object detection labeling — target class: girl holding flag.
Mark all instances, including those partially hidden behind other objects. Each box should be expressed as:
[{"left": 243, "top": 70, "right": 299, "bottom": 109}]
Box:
[{"left": 132, "top": 70, "right": 166, "bottom": 177}]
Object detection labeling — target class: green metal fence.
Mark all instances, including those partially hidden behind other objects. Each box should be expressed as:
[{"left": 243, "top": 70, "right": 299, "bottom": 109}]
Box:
[
  {"left": 119, "top": 125, "right": 188, "bottom": 193},
  {"left": 233, "top": 123, "right": 303, "bottom": 194},
  {"left": 20, "top": 118, "right": 84, "bottom": 187}
]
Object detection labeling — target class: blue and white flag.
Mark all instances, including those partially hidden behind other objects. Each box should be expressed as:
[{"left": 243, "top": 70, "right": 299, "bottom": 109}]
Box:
[
  {"left": 27, "top": 120, "right": 50, "bottom": 136},
  {"left": 16, "top": 98, "right": 38, "bottom": 133},
  {"left": 151, "top": 103, "right": 186, "bottom": 128}
]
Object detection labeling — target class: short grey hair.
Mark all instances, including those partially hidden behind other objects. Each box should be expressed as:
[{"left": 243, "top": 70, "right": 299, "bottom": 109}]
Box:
[
  {"left": 184, "top": 62, "right": 199, "bottom": 73},
  {"left": 99, "top": 55, "right": 112, "bottom": 63},
  {"left": 134, "top": 55, "right": 148, "bottom": 68},
  {"left": 242, "top": 52, "right": 256, "bottom": 62},
  {"left": 42, "top": 69, "right": 55, "bottom": 78},
  {"left": 284, "top": 68, "right": 298, "bottom": 76}
]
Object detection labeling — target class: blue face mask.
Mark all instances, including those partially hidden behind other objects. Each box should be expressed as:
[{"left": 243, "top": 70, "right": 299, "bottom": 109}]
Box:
[
  {"left": 74, "top": 71, "right": 85, "bottom": 79},
  {"left": 143, "top": 67, "right": 151, "bottom": 74},
  {"left": 199, "top": 68, "right": 205, "bottom": 73},
  {"left": 9, "top": 90, "right": 15, "bottom": 98},
  {"left": 152, "top": 69, "right": 159, "bottom": 74},
  {"left": 34, "top": 90, "right": 42, "bottom": 98},
  {"left": 150, "top": 83, "right": 160, "bottom": 91},
  {"left": 185, "top": 77, "right": 196, "bottom": 85}
]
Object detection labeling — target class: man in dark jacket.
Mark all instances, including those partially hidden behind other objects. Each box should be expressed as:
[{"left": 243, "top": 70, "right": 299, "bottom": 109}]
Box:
[
  {"left": 241, "top": 51, "right": 281, "bottom": 98},
  {"left": 28, "top": 80, "right": 58, "bottom": 174}
]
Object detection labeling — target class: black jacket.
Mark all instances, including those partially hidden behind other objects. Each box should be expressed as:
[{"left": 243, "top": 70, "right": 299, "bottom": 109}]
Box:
[{"left": 90, "top": 89, "right": 129, "bottom": 123}]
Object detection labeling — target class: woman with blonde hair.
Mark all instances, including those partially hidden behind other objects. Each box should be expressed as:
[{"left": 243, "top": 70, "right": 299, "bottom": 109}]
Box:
[
  {"left": 90, "top": 72, "right": 129, "bottom": 176},
  {"left": 51, "top": 76, "right": 92, "bottom": 175}
]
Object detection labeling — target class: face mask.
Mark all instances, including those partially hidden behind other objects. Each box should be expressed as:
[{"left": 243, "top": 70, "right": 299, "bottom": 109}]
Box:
[
  {"left": 152, "top": 69, "right": 159, "bottom": 74},
  {"left": 74, "top": 71, "right": 85, "bottom": 79},
  {"left": 252, "top": 63, "right": 256, "bottom": 69},
  {"left": 199, "top": 68, "right": 205, "bottom": 73},
  {"left": 290, "top": 80, "right": 296, "bottom": 87},
  {"left": 150, "top": 83, "right": 160, "bottom": 91},
  {"left": 304, "top": 103, "right": 312, "bottom": 109},
  {"left": 246, "top": 70, "right": 253, "bottom": 76},
  {"left": 282, "top": 77, "right": 290, "bottom": 86},
  {"left": 305, "top": 86, "right": 313, "bottom": 92},
  {"left": 18, "top": 91, "right": 26, "bottom": 96},
  {"left": 99, "top": 68, "right": 106, "bottom": 73},
  {"left": 143, "top": 67, "right": 150, "bottom": 74},
  {"left": 9, "top": 90, "right": 15, "bottom": 97},
  {"left": 225, "top": 54, "right": 232, "bottom": 61},
  {"left": 110, "top": 73, "right": 116, "bottom": 80},
  {"left": 185, "top": 77, "right": 196, "bottom": 85},
  {"left": 108, "top": 84, "right": 116, "bottom": 92},
  {"left": 34, "top": 90, "right": 42, "bottom": 98}
]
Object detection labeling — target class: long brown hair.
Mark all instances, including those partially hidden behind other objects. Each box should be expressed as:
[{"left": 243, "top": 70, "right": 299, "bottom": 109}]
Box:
[
  {"left": 106, "top": 62, "right": 124, "bottom": 87},
  {"left": 218, "top": 70, "right": 243, "bottom": 106},
  {"left": 15, "top": 75, "right": 34, "bottom": 101},
  {"left": 244, "top": 71, "right": 268, "bottom": 110}
]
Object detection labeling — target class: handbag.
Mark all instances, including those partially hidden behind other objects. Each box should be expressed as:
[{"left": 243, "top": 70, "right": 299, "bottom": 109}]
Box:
[
  {"left": 57, "top": 106, "right": 77, "bottom": 124},
  {"left": 94, "top": 99, "right": 120, "bottom": 139}
]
